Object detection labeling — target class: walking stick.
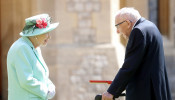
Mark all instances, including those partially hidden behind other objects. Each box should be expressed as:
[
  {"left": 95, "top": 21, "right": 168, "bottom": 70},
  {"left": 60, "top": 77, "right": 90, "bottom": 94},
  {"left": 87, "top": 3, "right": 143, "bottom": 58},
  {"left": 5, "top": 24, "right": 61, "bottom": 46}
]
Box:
[{"left": 89, "top": 80, "right": 125, "bottom": 100}]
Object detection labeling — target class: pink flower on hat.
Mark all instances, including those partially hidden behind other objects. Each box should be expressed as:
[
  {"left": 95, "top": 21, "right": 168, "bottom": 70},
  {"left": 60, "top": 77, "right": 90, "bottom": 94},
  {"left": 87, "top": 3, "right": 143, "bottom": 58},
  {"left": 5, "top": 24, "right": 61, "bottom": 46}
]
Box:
[
  {"left": 36, "top": 19, "right": 42, "bottom": 24},
  {"left": 36, "top": 18, "right": 48, "bottom": 29}
]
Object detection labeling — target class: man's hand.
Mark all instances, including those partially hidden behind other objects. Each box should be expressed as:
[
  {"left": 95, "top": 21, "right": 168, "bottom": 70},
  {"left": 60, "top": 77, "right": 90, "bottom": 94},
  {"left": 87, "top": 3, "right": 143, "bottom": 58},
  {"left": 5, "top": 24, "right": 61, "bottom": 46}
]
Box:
[{"left": 102, "top": 92, "right": 114, "bottom": 100}]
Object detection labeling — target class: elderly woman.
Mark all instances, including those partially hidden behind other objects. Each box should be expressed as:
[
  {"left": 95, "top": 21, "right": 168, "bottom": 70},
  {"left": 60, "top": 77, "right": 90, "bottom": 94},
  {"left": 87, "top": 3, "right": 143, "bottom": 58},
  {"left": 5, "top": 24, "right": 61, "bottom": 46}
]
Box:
[{"left": 7, "top": 14, "right": 59, "bottom": 100}]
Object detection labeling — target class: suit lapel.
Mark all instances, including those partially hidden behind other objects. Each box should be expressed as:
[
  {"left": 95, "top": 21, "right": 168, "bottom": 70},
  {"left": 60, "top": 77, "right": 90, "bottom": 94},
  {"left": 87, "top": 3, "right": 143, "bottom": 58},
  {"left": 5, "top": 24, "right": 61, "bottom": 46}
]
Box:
[
  {"left": 127, "top": 17, "right": 146, "bottom": 50},
  {"left": 22, "top": 37, "right": 47, "bottom": 73},
  {"left": 32, "top": 48, "right": 47, "bottom": 73},
  {"left": 128, "top": 17, "right": 146, "bottom": 40}
]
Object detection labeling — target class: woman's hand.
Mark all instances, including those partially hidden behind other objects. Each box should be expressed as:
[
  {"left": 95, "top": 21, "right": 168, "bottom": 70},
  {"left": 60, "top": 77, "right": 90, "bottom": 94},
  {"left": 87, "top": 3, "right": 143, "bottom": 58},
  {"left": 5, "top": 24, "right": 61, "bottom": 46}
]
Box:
[{"left": 47, "top": 85, "right": 55, "bottom": 99}]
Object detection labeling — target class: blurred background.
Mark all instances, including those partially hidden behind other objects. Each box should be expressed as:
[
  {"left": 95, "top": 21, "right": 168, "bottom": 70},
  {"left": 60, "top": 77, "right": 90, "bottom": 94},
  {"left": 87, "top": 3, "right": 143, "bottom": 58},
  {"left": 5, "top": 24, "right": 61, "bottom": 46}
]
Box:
[{"left": 1, "top": 0, "right": 175, "bottom": 100}]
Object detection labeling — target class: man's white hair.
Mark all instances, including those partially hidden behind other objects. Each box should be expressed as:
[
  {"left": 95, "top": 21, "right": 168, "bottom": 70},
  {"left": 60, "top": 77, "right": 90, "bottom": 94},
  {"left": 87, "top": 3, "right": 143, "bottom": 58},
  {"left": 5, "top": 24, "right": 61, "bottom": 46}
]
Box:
[{"left": 116, "top": 7, "right": 141, "bottom": 22}]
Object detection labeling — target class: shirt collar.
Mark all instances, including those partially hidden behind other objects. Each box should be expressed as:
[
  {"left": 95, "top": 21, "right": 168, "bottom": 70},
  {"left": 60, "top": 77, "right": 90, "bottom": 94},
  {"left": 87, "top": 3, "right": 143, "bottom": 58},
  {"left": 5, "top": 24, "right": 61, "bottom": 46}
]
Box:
[
  {"left": 21, "top": 36, "right": 35, "bottom": 49},
  {"left": 132, "top": 19, "right": 139, "bottom": 29}
]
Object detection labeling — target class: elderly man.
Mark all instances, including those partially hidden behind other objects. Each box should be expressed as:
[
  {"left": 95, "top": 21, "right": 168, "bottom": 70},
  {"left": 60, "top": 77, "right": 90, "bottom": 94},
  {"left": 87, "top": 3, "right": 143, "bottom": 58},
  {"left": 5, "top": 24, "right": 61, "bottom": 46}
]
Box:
[{"left": 102, "top": 7, "right": 172, "bottom": 100}]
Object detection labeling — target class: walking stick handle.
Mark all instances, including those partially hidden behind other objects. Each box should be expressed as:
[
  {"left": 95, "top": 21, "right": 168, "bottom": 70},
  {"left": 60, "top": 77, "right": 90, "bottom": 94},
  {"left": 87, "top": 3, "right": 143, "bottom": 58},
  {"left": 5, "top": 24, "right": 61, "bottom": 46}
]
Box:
[{"left": 95, "top": 93, "right": 126, "bottom": 100}]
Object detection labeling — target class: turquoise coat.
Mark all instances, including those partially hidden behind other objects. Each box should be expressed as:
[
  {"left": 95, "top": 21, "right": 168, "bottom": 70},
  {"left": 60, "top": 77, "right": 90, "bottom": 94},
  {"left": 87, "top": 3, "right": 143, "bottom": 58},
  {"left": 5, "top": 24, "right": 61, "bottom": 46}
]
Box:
[{"left": 7, "top": 37, "right": 55, "bottom": 100}]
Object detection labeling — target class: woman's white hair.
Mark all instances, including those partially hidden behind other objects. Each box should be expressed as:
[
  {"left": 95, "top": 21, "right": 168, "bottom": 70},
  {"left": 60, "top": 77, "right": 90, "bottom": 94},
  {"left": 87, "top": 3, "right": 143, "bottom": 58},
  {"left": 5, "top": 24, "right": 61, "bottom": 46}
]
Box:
[{"left": 116, "top": 7, "right": 141, "bottom": 22}]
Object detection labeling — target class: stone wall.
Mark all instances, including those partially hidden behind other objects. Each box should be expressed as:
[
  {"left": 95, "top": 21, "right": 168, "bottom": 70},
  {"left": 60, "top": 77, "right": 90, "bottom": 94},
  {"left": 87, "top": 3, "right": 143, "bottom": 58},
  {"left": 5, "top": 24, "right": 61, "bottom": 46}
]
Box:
[
  {"left": 123, "top": 0, "right": 149, "bottom": 19},
  {"left": 2, "top": 0, "right": 175, "bottom": 100},
  {"left": 148, "top": 0, "right": 158, "bottom": 26},
  {"left": 164, "top": 0, "right": 175, "bottom": 99},
  {"left": 41, "top": 0, "right": 124, "bottom": 100},
  {"left": 43, "top": 46, "right": 121, "bottom": 100},
  {"left": 169, "top": 0, "right": 175, "bottom": 46}
]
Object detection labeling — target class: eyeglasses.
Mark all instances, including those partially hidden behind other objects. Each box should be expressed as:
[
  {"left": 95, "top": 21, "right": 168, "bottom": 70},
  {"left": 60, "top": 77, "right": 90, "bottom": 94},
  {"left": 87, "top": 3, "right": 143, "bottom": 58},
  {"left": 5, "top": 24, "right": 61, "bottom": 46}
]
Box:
[{"left": 115, "top": 20, "right": 126, "bottom": 28}]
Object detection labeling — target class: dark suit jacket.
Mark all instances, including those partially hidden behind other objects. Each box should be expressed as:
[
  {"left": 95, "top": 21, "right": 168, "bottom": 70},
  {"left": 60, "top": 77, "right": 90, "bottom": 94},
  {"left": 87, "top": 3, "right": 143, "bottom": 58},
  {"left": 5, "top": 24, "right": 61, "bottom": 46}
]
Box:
[{"left": 107, "top": 18, "right": 172, "bottom": 100}]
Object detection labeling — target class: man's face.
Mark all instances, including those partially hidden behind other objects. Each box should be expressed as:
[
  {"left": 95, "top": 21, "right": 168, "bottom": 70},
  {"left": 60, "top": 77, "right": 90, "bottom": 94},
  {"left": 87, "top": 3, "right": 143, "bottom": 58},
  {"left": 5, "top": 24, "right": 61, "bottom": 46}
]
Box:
[{"left": 115, "top": 16, "right": 132, "bottom": 39}]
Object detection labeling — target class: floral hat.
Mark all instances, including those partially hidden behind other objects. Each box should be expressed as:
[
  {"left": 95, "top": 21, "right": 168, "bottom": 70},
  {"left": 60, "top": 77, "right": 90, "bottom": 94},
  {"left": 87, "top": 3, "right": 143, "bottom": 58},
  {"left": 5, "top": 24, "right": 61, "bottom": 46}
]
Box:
[{"left": 20, "top": 14, "right": 59, "bottom": 36}]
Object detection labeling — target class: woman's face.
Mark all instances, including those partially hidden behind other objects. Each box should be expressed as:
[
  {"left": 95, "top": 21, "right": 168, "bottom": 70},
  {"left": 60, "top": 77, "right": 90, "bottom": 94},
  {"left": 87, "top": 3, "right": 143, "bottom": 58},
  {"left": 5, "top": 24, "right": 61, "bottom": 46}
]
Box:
[{"left": 35, "top": 33, "right": 51, "bottom": 47}]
